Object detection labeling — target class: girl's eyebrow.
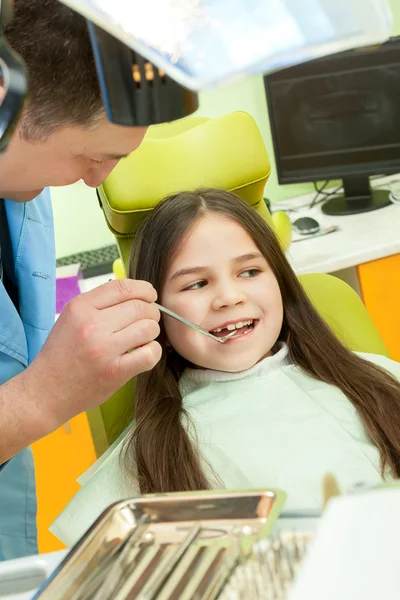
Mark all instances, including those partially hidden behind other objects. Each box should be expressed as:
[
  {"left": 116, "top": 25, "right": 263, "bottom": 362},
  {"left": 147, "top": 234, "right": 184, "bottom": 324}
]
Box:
[{"left": 170, "top": 253, "right": 263, "bottom": 281}]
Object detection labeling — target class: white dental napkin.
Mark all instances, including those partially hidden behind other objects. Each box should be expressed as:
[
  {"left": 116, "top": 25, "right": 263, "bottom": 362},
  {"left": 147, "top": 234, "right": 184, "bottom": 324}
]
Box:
[{"left": 289, "top": 486, "right": 400, "bottom": 600}]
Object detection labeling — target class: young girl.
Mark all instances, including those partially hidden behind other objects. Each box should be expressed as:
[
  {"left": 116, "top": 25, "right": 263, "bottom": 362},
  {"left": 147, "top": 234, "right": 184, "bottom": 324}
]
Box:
[{"left": 51, "top": 188, "right": 400, "bottom": 548}]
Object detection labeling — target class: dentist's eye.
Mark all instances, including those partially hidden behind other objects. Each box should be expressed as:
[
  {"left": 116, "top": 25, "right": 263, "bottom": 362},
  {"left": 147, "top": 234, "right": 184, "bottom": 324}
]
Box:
[
  {"left": 240, "top": 269, "right": 260, "bottom": 278},
  {"left": 183, "top": 280, "right": 207, "bottom": 291}
]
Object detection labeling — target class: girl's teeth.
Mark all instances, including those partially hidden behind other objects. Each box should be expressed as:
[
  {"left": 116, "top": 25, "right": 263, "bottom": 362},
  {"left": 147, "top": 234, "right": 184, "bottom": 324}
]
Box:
[{"left": 213, "top": 320, "right": 253, "bottom": 333}]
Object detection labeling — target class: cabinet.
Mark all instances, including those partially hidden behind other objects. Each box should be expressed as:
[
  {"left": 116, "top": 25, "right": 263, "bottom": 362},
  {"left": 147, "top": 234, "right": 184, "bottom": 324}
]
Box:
[
  {"left": 357, "top": 253, "right": 400, "bottom": 361},
  {"left": 31, "top": 412, "right": 96, "bottom": 553}
]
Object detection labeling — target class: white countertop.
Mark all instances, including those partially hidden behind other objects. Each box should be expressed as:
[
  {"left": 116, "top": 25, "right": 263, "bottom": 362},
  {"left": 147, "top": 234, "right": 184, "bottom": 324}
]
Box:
[{"left": 276, "top": 177, "right": 400, "bottom": 275}]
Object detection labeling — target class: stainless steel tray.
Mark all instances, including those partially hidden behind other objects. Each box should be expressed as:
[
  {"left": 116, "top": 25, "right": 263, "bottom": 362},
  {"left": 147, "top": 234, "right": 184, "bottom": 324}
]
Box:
[{"left": 33, "top": 488, "right": 286, "bottom": 600}]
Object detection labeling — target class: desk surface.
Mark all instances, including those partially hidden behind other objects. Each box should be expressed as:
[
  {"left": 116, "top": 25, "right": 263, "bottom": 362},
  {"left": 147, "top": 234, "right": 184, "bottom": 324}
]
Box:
[{"left": 279, "top": 179, "right": 400, "bottom": 275}]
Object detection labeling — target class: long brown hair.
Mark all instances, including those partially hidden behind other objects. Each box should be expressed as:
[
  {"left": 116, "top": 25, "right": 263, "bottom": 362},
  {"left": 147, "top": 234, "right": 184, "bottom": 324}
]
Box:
[{"left": 124, "top": 188, "right": 400, "bottom": 493}]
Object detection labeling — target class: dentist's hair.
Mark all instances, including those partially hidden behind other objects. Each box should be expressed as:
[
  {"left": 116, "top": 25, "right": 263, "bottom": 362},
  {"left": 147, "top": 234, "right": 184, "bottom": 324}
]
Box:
[
  {"left": 5, "top": 0, "right": 103, "bottom": 139},
  {"left": 125, "top": 188, "right": 400, "bottom": 494}
]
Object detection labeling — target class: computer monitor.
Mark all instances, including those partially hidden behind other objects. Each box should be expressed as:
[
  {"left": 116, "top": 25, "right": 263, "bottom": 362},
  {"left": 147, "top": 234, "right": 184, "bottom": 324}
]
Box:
[{"left": 264, "top": 37, "right": 400, "bottom": 216}]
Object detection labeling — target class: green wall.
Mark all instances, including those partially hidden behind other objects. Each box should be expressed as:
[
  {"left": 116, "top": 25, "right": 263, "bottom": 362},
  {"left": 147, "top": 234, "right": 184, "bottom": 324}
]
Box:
[
  {"left": 52, "top": 0, "right": 400, "bottom": 258},
  {"left": 52, "top": 181, "right": 115, "bottom": 258}
]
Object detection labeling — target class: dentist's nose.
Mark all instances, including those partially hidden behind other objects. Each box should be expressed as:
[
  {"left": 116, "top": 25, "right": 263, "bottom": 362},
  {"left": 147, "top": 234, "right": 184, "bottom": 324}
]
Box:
[
  {"left": 83, "top": 162, "right": 118, "bottom": 188},
  {"left": 211, "top": 280, "right": 246, "bottom": 310}
]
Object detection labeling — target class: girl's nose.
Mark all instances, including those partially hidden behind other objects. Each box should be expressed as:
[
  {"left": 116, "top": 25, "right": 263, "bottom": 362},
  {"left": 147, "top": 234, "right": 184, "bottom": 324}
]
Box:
[{"left": 211, "top": 281, "right": 246, "bottom": 310}]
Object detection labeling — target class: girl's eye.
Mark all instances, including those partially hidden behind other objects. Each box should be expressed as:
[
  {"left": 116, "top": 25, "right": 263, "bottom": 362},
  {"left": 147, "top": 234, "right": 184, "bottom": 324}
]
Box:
[
  {"left": 240, "top": 268, "right": 260, "bottom": 278},
  {"left": 183, "top": 280, "right": 207, "bottom": 291},
  {"left": 90, "top": 158, "right": 104, "bottom": 166}
]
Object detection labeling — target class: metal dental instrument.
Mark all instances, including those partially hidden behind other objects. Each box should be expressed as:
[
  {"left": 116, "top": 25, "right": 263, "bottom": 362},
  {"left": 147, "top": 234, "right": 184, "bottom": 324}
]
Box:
[{"left": 154, "top": 302, "right": 247, "bottom": 343}]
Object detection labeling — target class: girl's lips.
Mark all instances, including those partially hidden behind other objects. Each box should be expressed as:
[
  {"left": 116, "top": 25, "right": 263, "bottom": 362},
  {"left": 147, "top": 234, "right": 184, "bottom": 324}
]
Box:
[{"left": 221, "top": 319, "right": 260, "bottom": 344}]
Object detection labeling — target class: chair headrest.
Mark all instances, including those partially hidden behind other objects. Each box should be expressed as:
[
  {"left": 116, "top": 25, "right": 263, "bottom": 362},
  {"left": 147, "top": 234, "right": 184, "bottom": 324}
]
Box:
[{"left": 98, "top": 111, "right": 272, "bottom": 237}]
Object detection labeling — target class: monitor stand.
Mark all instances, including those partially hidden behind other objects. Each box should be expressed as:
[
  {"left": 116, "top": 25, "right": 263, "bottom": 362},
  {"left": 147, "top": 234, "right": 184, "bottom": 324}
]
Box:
[{"left": 321, "top": 175, "right": 392, "bottom": 216}]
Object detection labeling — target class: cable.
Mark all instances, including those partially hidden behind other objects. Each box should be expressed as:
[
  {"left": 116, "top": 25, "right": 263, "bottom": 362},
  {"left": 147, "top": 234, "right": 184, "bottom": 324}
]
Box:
[
  {"left": 269, "top": 182, "right": 333, "bottom": 214},
  {"left": 270, "top": 173, "right": 399, "bottom": 214},
  {"left": 310, "top": 174, "right": 395, "bottom": 209},
  {"left": 309, "top": 181, "right": 342, "bottom": 209}
]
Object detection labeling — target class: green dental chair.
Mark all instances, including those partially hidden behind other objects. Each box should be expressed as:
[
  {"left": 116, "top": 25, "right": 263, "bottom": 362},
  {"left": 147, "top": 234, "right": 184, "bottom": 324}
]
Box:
[{"left": 90, "top": 111, "right": 389, "bottom": 455}]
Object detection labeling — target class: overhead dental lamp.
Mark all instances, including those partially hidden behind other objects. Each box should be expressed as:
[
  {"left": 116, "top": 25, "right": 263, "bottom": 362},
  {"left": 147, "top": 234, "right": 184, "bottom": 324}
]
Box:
[{"left": 0, "top": 0, "right": 394, "bottom": 149}]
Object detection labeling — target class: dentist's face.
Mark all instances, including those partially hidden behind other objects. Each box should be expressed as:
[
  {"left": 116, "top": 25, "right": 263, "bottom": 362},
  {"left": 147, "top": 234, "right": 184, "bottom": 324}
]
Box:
[
  {"left": 0, "top": 114, "right": 147, "bottom": 201},
  {"left": 161, "top": 213, "right": 283, "bottom": 372}
]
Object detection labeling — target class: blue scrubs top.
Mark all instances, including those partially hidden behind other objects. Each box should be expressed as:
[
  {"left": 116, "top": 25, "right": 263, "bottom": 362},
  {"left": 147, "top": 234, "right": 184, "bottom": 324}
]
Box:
[{"left": 0, "top": 190, "right": 56, "bottom": 560}]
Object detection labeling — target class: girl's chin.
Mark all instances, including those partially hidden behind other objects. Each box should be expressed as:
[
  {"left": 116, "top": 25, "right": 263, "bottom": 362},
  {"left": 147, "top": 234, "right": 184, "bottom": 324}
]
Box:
[{"left": 194, "top": 354, "right": 266, "bottom": 373}]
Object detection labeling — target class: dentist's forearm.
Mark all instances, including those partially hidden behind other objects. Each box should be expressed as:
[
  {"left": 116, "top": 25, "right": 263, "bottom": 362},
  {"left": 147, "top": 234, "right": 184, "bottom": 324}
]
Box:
[{"left": 0, "top": 368, "right": 58, "bottom": 464}]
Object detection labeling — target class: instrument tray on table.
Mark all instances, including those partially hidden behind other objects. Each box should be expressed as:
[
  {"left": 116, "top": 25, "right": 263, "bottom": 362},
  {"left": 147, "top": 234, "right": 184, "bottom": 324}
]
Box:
[{"left": 33, "top": 488, "right": 286, "bottom": 600}]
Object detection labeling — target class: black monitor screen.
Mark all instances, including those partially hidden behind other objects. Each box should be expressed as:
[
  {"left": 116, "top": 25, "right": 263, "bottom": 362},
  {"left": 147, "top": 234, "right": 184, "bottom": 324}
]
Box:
[{"left": 264, "top": 38, "right": 400, "bottom": 184}]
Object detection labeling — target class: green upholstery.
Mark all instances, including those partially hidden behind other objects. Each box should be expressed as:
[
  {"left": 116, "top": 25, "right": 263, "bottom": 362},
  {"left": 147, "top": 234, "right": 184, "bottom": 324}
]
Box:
[
  {"left": 90, "top": 111, "right": 389, "bottom": 456},
  {"left": 299, "top": 273, "right": 389, "bottom": 356},
  {"left": 87, "top": 379, "right": 135, "bottom": 456},
  {"left": 98, "top": 111, "right": 274, "bottom": 269}
]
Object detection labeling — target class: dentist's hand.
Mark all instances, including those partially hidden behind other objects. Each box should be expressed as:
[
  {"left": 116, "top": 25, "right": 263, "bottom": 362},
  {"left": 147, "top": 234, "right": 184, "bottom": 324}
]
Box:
[{"left": 26, "top": 279, "right": 161, "bottom": 430}]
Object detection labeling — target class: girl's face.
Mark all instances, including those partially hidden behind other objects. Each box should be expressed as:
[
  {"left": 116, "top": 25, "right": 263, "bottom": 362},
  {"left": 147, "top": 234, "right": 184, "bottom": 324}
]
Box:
[{"left": 161, "top": 214, "right": 283, "bottom": 372}]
